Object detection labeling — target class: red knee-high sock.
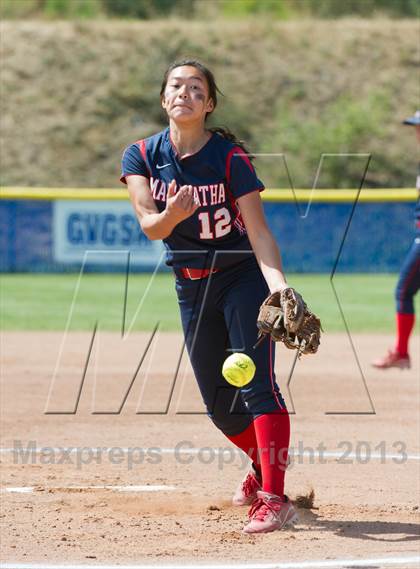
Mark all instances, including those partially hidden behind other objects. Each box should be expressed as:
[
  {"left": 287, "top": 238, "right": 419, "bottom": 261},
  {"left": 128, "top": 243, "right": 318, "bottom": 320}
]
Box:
[
  {"left": 253, "top": 411, "right": 290, "bottom": 498},
  {"left": 225, "top": 422, "right": 260, "bottom": 474},
  {"left": 395, "top": 313, "right": 415, "bottom": 357}
]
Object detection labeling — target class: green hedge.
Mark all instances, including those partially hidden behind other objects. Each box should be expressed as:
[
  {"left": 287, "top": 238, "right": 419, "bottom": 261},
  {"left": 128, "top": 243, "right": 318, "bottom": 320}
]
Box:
[{"left": 0, "top": 0, "right": 418, "bottom": 20}]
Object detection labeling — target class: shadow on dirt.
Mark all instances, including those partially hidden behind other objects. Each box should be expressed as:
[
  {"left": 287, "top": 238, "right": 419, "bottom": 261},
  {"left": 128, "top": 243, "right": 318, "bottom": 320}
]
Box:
[{"left": 296, "top": 508, "right": 420, "bottom": 542}]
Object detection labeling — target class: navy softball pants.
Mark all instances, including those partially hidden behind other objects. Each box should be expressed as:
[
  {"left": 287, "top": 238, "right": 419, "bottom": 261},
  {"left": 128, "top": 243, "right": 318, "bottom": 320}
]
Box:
[
  {"left": 396, "top": 236, "right": 420, "bottom": 314},
  {"left": 175, "top": 256, "right": 286, "bottom": 437}
]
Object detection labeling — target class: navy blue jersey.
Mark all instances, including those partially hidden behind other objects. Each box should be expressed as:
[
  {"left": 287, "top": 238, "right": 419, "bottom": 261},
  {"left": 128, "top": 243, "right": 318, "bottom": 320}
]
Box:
[
  {"left": 121, "top": 127, "right": 264, "bottom": 269},
  {"left": 416, "top": 162, "right": 420, "bottom": 230}
]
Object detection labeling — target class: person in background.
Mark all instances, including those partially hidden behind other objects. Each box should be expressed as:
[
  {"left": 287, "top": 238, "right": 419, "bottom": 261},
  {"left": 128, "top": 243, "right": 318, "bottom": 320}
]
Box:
[{"left": 372, "top": 110, "right": 420, "bottom": 369}]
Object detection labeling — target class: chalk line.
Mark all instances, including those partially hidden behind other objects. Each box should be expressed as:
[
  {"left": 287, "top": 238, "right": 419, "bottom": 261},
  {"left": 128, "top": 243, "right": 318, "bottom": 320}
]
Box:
[
  {"left": 2, "top": 485, "right": 176, "bottom": 494},
  {"left": 1, "top": 554, "right": 420, "bottom": 568}
]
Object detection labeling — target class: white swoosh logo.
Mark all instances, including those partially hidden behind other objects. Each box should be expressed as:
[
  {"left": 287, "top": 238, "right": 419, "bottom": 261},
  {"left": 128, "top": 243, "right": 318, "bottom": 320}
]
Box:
[{"left": 156, "top": 163, "right": 171, "bottom": 169}]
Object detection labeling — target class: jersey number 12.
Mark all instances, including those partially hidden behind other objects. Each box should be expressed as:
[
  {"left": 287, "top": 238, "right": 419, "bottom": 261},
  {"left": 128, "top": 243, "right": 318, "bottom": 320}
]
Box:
[{"left": 198, "top": 207, "right": 231, "bottom": 239}]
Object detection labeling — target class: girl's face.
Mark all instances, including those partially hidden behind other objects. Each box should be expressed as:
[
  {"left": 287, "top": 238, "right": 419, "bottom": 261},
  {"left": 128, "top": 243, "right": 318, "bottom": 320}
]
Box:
[{"left": 161, "top": 66, "right": 214, "bottom": 124}]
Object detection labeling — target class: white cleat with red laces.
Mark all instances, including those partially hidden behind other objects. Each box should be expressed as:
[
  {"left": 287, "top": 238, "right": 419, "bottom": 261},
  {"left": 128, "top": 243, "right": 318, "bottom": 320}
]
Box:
[
  {"left": 232, "top": 467, "right": 262, "bottom": 506},
  {"left": 243, "top": 490, "right": 298, "bottom": 534}
]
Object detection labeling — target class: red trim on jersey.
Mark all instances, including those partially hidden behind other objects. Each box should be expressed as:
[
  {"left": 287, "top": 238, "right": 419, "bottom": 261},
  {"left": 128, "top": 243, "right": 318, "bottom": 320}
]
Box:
[
  {"left": 137, "top": 139, "right": 151, "bottom": 177},
  {"left": 226, "top": 146, "right": 253, "bottom": 184},
  {"left": 138, "top": 139, "right": 146, "bottom": 160},
  {"left": 225, "top": 147, "right": 235, "bottom": 187},
  {"left": 225, "top": 146, "right": 259, "bottom": 234}
]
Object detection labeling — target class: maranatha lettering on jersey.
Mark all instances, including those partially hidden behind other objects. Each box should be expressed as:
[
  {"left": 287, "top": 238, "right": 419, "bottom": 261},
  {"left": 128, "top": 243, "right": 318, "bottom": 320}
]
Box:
[{"left": 150, "top": 177, "right": 226, "bottom": 206}]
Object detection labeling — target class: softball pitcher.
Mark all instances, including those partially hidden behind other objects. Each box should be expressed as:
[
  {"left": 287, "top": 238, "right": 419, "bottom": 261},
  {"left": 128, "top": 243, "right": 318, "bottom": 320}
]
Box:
[{"left": 121, "top": 59, "right": 320, "bottom": 533}]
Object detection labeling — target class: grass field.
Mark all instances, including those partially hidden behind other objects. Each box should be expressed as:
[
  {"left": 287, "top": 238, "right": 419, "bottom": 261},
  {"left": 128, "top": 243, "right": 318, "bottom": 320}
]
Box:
[
  {"left": 2, "top": 273, "right": 420, "bottom": 566},
  {"left": 2, "top": 273, "right": 415, "bottom": 333}
]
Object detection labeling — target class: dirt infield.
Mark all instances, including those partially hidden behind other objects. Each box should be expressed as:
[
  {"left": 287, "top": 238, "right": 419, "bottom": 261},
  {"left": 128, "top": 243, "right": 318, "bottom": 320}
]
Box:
[{"left": 1, "top": 331, "right": 419, "bottom": 567}]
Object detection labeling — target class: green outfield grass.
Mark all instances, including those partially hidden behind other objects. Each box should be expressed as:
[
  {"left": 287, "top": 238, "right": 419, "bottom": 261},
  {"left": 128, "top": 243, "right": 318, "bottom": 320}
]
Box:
[{"left": 2, "top": 273, "right": 415, "bottom": 334}]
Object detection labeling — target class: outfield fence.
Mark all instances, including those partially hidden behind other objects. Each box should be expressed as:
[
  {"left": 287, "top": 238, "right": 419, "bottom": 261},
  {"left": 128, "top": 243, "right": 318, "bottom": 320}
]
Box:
[{"left": 0, "top": 187, "right": 417, "bottom": 273}]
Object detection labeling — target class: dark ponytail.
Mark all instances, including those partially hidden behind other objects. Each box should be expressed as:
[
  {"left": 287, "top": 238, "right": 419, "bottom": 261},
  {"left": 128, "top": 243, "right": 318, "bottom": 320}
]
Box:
[
  {"left": 160, "top": 59, "right": 253, "bottom": 159},
  {"left": 208, "top": 127, "right": 253, "bottom": 159}
]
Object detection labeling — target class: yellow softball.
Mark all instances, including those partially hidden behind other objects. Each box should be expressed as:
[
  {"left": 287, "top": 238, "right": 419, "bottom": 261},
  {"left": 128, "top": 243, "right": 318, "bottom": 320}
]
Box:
[{"left": 222, "top": 353, "right": 256, "bottom": 388}]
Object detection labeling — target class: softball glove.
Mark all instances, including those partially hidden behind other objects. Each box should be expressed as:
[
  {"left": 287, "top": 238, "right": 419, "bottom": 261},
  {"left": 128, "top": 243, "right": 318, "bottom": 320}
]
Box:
[{"left": 256, "top": 287, "right": 321, "bottom": 356}]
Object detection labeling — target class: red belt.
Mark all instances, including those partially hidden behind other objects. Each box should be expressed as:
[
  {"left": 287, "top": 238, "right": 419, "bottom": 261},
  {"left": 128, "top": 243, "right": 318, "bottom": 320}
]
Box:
[{"left": 180, "top": 267, "right": 220, "bottom": 280}]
